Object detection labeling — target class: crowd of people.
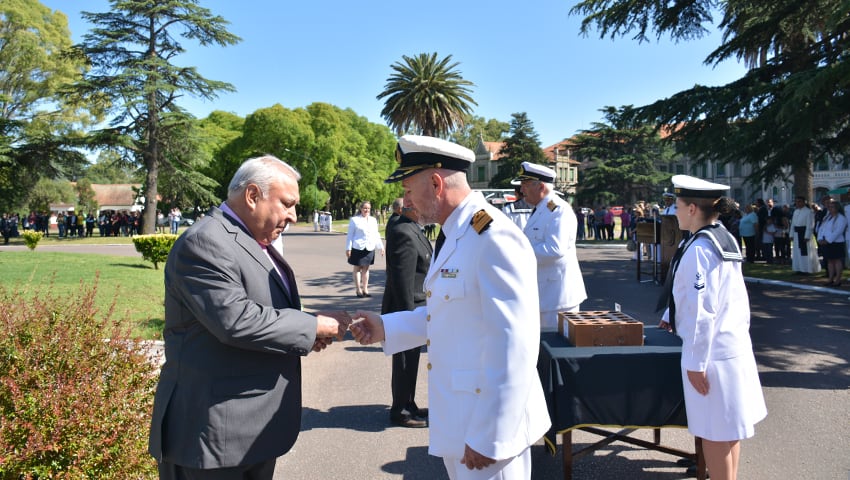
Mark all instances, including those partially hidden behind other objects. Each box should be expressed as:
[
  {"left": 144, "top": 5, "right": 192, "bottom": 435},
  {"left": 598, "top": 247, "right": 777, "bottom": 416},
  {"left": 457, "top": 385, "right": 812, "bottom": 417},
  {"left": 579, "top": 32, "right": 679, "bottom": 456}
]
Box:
[
  {"left": 0, "top": 210, "right": 148, "bottom": 241},
  {"left": 570, "top": 192, "right": 849, "bottom": 285}
]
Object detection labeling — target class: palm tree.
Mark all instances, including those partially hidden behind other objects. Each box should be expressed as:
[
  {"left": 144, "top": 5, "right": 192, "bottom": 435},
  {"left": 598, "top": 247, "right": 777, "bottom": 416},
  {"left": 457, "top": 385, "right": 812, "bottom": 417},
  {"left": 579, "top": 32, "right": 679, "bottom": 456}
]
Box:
[{"left": 377, "top": 52, "right": 477, "bottom": 137}]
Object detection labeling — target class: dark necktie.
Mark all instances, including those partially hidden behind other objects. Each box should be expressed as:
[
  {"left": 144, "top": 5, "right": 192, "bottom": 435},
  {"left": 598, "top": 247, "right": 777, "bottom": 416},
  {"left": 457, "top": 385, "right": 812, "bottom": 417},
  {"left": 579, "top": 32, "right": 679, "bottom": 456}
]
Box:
[
  {"left": 434, "top": 229, "right": 446, "bottom": 260},
  {"left": 266, "top": 246, "right": 301, "bottom": 309},
  {"left": 656, "top": 242, "right": 686, "bottom": 333}
]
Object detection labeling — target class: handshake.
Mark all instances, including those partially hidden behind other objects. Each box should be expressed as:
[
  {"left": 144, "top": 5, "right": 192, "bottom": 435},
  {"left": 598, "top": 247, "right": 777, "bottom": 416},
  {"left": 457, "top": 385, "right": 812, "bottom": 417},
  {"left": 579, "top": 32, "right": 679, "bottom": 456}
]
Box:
[{"left": 311, "top": 310, "right": 385, "bottom": 352}]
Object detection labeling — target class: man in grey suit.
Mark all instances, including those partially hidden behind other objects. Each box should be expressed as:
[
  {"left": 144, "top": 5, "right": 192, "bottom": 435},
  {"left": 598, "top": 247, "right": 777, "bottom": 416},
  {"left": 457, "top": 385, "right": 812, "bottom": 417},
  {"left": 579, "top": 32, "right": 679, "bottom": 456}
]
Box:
[
  {"left": 382, "top": 198, "right": 431, "bottom": 428},
  {"left": 149, "top": 155, "right": 351, "bottom": 479}
]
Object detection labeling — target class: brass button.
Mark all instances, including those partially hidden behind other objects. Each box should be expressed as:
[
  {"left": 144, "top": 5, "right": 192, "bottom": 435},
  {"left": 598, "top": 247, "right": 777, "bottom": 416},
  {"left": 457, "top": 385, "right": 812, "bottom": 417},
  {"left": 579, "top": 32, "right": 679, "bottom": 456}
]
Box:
[
  {"left": 427, "top": 363, "right": 432, "bottom": 370},
  {"left": 426, "top": 314, "right": 431, "bottom": 322},
  {"left": 475, "top": 388, "right": 481, "bottom": 394},
  {"left": 426, "top": 290, "right": 432, "bottom": 298},
  {"left": 444, "top": 294, "right": 449, "bottom": 300},
  {"left": 426, "top": 339, "right": 431, "bottom": 346}
]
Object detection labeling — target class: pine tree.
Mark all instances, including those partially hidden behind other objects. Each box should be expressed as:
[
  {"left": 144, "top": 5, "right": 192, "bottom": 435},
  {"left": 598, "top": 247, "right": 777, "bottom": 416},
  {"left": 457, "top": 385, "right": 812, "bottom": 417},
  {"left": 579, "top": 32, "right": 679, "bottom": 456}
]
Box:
[
  {"left": 488, "top": 113, "right": 547, "bottom": 188},
  {"left": 571, "top": 0, "right": 850, "bottom": 201},
  {"left": 73, "top": 0, "right": 240, "bottom": 233},
  {"left": 572, "top": 106, "right": 674, "bottom": 207}
]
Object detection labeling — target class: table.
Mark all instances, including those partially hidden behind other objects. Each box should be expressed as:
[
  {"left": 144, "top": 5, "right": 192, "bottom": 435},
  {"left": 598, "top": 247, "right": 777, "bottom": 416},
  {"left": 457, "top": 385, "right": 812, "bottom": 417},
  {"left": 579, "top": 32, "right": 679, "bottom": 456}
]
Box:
[{"left": 537, "top": 328, "right": 705, "bottom": 480}]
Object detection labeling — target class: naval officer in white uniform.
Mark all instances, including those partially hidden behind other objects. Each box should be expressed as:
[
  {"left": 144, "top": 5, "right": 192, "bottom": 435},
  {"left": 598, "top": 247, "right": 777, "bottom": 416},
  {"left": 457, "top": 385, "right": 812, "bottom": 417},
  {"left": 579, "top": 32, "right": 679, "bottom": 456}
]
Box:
[
  {"left": 351, "top": 135, "right": 550, "bottom": 480},
  {"left": 514, "top": 162, "right": 587, "bottom": 331},
  {"left": 658, "top": 175, "right": 767, "bottom": 480}
]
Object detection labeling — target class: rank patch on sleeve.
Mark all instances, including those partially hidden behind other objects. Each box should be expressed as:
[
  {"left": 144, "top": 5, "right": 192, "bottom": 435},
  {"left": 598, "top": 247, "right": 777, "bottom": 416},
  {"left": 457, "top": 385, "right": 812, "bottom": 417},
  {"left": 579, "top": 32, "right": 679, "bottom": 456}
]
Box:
[{"left": 693, "top": 272, "right": 705, "bottom": 291}]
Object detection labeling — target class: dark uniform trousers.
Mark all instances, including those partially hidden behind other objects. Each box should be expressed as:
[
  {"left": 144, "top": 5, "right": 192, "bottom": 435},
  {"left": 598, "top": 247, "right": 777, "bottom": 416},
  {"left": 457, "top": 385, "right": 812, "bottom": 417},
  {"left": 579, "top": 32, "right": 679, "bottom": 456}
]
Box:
[{"left": 158, "top": 459, "right": 276, "bottom": 480}]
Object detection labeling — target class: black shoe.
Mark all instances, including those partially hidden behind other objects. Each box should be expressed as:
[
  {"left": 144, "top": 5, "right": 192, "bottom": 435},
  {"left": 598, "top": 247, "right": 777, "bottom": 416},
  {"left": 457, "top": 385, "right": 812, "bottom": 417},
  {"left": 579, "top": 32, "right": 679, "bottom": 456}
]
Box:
[
  {"left": 356, "top": 292, "right": 364, "bottom": 298},
  {"left": 363, "top": 292, "right": 372, "bottom": 297},
  {"left": 414, "top": 407, "right": 428, "bottom": 418},
  {"left": 390, "top": 411, "right": 427, "bottom": 428}
]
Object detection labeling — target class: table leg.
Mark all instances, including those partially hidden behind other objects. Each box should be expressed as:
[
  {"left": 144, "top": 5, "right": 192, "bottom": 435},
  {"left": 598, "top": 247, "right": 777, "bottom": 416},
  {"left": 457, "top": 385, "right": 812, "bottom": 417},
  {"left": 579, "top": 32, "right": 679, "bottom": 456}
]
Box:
[
  {"left": 695, "top": 437, "right": 706, "bottom": 480},
  {"left": 561, "top": 431, "right": 573, "bottom": 480}
]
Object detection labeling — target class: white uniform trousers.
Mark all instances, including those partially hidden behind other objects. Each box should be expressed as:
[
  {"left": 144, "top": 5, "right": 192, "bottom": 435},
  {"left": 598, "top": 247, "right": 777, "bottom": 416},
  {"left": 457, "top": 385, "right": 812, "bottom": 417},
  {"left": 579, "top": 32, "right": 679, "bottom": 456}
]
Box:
[
  {"left": 541, "top": 306, "right": 579, "bottom": 333},
  {"left": 442, "top": 446, "right": 531, "bottom": 480}
]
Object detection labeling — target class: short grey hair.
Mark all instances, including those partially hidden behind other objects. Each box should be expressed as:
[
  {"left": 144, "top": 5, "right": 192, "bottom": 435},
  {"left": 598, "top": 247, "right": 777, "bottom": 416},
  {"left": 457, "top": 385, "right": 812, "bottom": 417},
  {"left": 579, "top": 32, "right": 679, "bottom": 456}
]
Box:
[
  {"left": 228, "top": 155, "right": 301, "bottom": 199},
  {"left": 391, "top": 198, "right": 404, "bottom": 212}
]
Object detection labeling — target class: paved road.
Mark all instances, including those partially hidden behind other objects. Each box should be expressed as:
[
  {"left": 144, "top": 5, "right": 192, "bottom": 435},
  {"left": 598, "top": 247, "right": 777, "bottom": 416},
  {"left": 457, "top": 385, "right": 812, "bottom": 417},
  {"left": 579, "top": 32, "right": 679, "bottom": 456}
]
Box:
[
  {"left": 7, "top": 225, "right": 848, "bottom": 479},
  {"left": 276, "top": 225, "right": 849, "bottom": 480}
]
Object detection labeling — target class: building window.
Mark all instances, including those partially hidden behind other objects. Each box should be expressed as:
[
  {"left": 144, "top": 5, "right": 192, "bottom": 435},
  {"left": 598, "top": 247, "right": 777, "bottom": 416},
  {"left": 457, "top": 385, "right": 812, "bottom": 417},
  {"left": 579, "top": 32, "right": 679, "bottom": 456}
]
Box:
[
  {"left": 676, "top": 164, "right": 685, "bottom": 174},
  {"left": 717, "top": 163, "right": 726, "bottom": 177},
  {"left": 734, "top": 162, "right": 742, "bottom": 177},
  {"left": 733, "top": 188, "right": 743, "bottom": 201},
  {"left": 477, "top": 166, "right": 485, "bottom": 182}
]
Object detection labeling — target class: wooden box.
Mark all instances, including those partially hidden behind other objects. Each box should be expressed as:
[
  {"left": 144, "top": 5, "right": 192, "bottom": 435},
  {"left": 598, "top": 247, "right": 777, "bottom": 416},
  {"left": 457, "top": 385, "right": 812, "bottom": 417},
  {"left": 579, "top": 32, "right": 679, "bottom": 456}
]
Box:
[
  {"left": 635, "top": 221, "right": 661, "bottom": 244},
  {"left": 558, "top": 311, "right": 644, "bottom": 347}
]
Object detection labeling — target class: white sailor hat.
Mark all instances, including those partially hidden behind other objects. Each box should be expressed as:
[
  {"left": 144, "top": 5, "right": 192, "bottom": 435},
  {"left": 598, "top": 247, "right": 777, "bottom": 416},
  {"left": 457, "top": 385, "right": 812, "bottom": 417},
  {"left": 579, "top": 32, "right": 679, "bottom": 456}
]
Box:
[
  {"left": 385, "top": 135, "right": 475, "bottom": 183},
  {"left": 672, "top": 175, "right": 730, "bottom": 198},
  {"left": 512, "top": 161, "right": 556, "bottom": 184}
]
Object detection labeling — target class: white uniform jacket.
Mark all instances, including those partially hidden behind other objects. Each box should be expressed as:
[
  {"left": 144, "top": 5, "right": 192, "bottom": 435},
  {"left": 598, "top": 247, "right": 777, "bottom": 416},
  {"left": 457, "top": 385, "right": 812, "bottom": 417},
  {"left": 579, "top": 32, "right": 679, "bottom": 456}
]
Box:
[
  {"left": 381, "top": 192, "right": 551, "bottom": 461},
  {"left": 523, "top": 193, "right": 587, "bottom": 311},
  {"left": 662, "top": 231, "right": 767, "bottom": 440}
]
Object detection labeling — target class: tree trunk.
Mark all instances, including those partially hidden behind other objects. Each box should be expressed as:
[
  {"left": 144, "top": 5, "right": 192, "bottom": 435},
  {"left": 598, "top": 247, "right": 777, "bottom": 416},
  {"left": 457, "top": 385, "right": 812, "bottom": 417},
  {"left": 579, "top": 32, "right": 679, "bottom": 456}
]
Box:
[{"left": 792, "top": 160, "right": 814, "bottom": 203}]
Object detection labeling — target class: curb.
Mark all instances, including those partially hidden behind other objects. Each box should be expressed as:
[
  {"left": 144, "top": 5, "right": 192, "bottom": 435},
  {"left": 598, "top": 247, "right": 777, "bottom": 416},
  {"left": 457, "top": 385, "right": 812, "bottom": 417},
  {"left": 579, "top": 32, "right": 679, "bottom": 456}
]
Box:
[{"left": 743, "top": 276, "right": 850, "bottom": 297}]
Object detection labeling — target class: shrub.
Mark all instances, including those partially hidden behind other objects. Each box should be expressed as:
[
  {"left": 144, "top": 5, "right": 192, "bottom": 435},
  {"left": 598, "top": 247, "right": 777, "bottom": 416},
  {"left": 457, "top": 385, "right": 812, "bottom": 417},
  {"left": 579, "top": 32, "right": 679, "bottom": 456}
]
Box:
[
  {"left": 132, "top": 234, "right": 178, "bottom": 270},
  {"left": 0, "top": 278, "right": 158, "bottom": 478},
  {"left": 21, "top": 231, "right": 43, "bottom": 250}
]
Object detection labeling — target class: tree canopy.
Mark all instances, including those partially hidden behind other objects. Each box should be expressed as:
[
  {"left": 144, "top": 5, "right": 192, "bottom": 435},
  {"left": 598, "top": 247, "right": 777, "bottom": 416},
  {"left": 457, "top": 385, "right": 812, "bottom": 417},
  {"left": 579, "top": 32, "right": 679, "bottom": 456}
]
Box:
[
  {"left": 488, "top": 113, "right": 547, "bottom": 188},
  {"left": 0, "top": 1, "right": 90, "bottom": 212},
  {"left": 572, "top": 106, "right": 674, "bottom": 207},
  {"left": 201, "top": 103, "right": 399, "bottom": 219},
  {"left": 450, "top": 114, "right": 511, "bottom": 150},
  {"left": 377, "top": 52, "right": 477, "bottom": 138},
  {"left": 72, "top": 0, "right": 240, "bottom": 232},
  {"left": 570, "top": 0, "right": 850, "bottom": 201}
]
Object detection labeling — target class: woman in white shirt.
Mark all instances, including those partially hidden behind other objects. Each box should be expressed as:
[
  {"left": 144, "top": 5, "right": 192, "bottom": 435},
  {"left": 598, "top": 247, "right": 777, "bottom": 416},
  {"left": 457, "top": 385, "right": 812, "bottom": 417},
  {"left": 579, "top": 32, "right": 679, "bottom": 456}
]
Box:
[
  {"left": 345, "top": 201, "right": 384, "bottom": 297},
  {"left": 816, "top": 200, "right": 848, "bottom": 287}
]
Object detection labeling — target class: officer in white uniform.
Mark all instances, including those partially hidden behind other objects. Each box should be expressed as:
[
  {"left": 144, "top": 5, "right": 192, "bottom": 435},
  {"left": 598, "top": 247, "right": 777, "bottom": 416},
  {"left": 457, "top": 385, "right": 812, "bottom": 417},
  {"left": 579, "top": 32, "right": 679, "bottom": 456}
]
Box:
[
  {"left": 658, "top": 175, "right": 766, "bottom": 480},
  {"left": 661, "top": 192, "right": 677, "bottom": 215},
  {"left": 351, "top": 135, "right": 550, "bottom": 480},
  {"left": 514, "top": 162, "right": 587, "bottom": 331}
]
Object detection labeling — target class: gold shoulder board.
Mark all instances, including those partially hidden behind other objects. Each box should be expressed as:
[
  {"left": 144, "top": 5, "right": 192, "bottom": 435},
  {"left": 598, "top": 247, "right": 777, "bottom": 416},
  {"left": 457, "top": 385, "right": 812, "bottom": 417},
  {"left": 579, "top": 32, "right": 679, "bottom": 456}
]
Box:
[
  {"left": 547, "top": 200, "right": 558, "bottom": 211},
  {"left": 471, "top": 209, "right": 493, "bottom": 234}
]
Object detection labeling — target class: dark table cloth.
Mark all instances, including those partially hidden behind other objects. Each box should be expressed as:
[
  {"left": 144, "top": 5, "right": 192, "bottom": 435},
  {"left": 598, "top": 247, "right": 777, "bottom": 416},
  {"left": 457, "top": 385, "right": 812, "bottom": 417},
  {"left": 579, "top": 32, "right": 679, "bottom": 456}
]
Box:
[{"left": 538, "top": 327, "right": 688, "bottom": 452}]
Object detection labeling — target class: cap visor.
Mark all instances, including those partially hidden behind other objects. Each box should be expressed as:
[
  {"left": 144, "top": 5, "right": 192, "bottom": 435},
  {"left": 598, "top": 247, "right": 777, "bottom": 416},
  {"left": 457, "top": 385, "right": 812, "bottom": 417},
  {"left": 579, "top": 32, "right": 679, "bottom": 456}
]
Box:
[{"left": 385, "top": 167, "right": 419, "bottom": 184}]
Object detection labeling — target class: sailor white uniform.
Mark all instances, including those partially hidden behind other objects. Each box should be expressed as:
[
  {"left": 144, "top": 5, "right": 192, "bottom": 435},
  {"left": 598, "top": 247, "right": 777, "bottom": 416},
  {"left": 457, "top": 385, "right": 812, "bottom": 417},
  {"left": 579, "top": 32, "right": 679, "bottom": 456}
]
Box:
[
  {"left": 663, "top": 228, "right": 767, "bottom": 441},
  {"left": 661, "top": 174, "right": 767, "bottom": 442},
  {"left": 790, "top": 204, "right": 820, "bottom": 273},
  {"left": 380, "top": 192, "right": 551, "bottom": 461},
  {"left": 523, "top": 192, "right": 587, "bottom": 330},
  {"left": 502, "top": 199, "right": 533, "bottom": 230},
  {"left": 662, "top": 193, "right": 677, "bottom": 215}
]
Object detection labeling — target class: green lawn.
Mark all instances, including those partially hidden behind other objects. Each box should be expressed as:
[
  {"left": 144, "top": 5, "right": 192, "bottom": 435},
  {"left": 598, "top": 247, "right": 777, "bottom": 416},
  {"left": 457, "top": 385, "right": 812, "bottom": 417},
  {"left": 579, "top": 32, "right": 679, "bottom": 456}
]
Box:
[{"left": 0, "top": 251, "right": 164, "bottom": 339}]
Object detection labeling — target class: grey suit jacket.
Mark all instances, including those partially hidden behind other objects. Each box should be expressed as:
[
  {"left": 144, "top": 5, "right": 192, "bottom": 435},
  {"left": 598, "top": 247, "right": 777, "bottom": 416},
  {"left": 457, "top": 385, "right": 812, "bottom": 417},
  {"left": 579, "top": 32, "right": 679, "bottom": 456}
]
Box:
[{"left": 148, "top": 206, "right": 317, "bottom": 468}]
